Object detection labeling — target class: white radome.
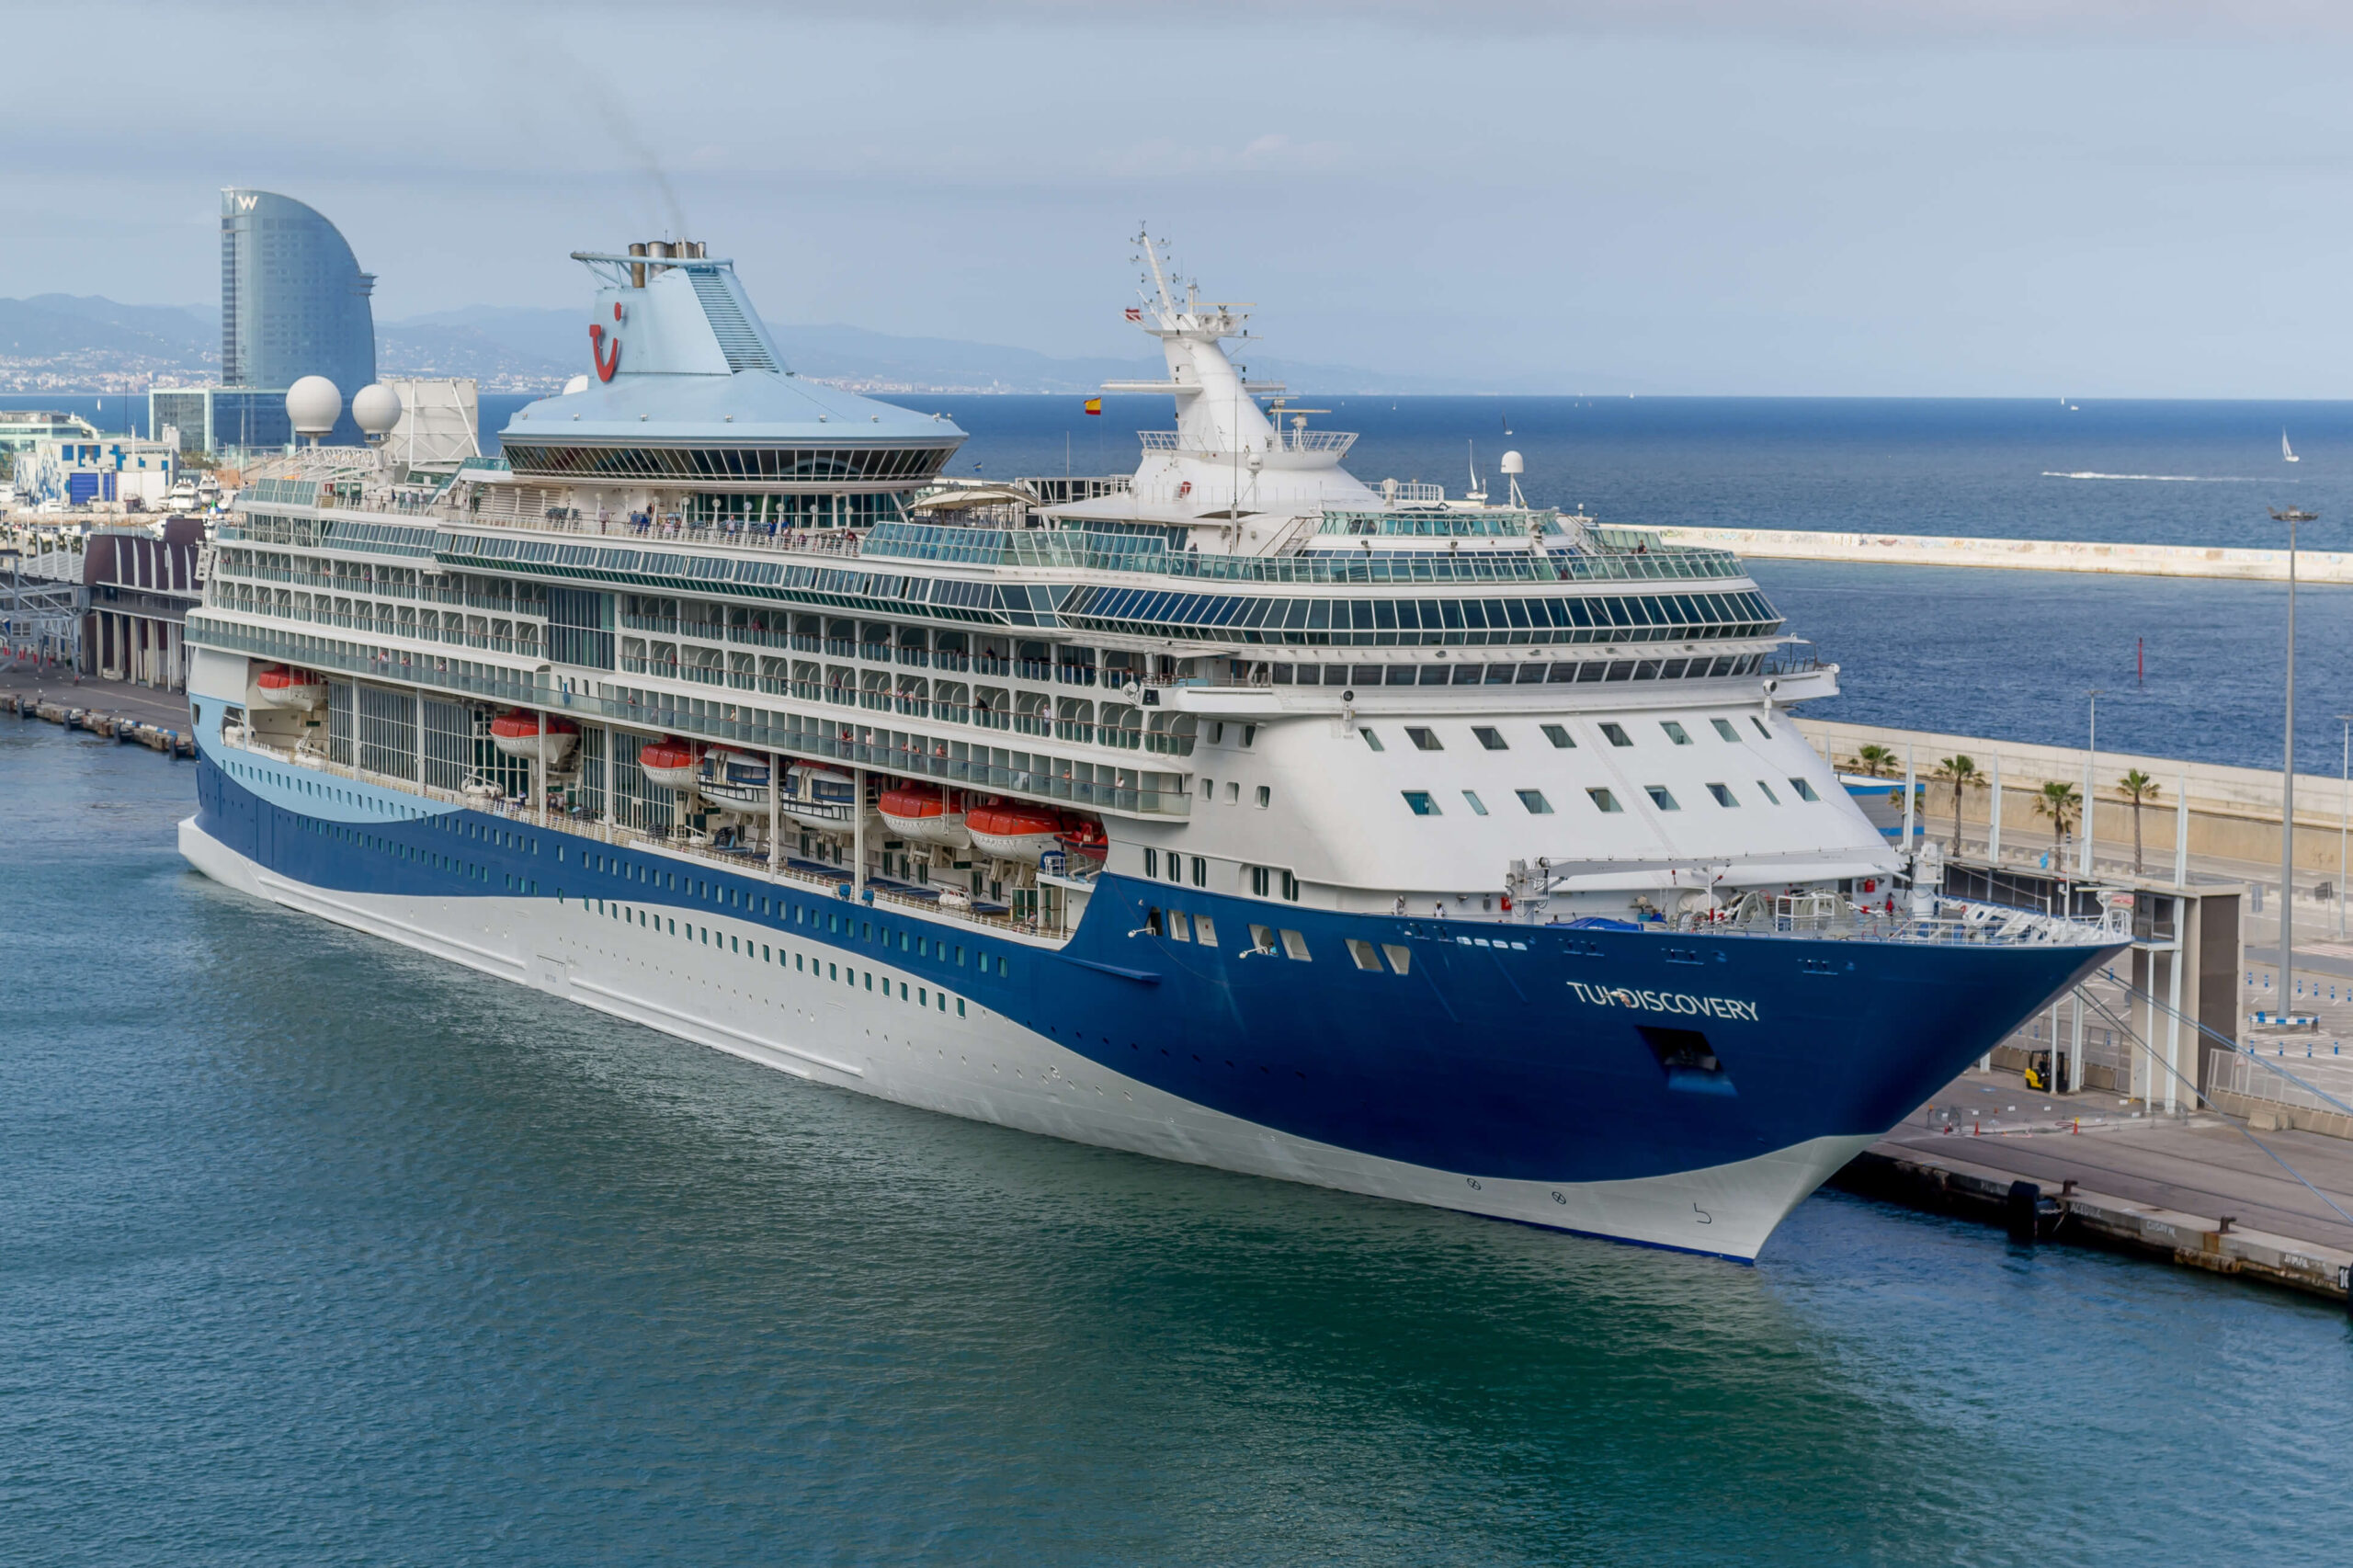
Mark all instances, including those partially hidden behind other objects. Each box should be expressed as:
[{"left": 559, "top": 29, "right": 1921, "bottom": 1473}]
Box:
[
  {"left": 1500, "top": 449, "right": 1525, "bottom": 475},
  {"left": 351, "top": 383, "right": 404, "bottom": 437},
  {"left": 286, "top": 376, "right": 343, "bottom": 439}
]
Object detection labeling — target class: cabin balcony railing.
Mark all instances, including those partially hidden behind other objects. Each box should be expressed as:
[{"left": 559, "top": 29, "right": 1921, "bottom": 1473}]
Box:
[
  {"left": 727, "top": 626, "right": 796, "bottom": 650},
  {"left": 623, "top": 614, "right": 678, "bottom": 634},
  {"left": 190, "top": 613, "right": 1196, "bottom": 818}
]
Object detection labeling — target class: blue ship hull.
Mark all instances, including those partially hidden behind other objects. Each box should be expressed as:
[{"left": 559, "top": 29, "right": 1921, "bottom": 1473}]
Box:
[{"left": 192, "top": 742, "right": 2118, "bottom": 1210}]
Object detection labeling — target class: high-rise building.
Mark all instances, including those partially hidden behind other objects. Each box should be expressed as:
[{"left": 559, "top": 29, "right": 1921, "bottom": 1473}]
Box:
[
  {"left": 156, "top": 189, "right": 380, "bottom": 453},
  {"left": 219, "top": 187, "right": 377, "bottom": 393}
]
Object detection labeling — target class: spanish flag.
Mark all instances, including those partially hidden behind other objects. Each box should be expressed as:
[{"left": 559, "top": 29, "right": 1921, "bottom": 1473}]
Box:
[{"left": 1083, "top": 398, "right": 1102, "bottom": 415}]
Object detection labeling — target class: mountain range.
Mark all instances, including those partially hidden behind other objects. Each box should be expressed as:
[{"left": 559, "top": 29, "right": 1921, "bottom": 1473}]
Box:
[{"left": 0, "top": 295, "right": 1630, "bottom": 396}]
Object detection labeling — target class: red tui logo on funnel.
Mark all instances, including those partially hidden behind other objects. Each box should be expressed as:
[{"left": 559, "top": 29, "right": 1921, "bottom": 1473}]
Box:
[{"left": 590, "top": 301, "right": 622, "bottom": 381}]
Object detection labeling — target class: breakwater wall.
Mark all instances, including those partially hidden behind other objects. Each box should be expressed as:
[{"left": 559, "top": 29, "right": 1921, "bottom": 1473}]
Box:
[
  {"left": 1796, "top": 717, "right": 2351, "bottom": 881},
  {"left": 1658, "top": 525, "right": 2347, "bottom": 585}
]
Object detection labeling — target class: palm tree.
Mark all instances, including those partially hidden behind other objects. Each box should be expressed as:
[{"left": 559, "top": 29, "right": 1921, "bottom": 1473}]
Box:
[
  {"left": 1850, "top": 743, "right": 1896, "bottom": 778},
  {"left": 2116, "top": 768, "right": 2160, "bottom": 875},
  {"left": 2033, "top": 780, "right": 2082, "bottom": 857},
  {"left": 1931, "top": 755, "right": 1979, "bottom": 854}
]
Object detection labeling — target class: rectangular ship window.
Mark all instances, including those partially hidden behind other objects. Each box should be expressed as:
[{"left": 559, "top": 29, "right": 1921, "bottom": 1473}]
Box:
[
  {"left": 1600, "top": 722, "right": 1632, "bottom": 747},
  {"left": 1789, "top": 777, "right": 1820, "bottom": 801},
  {"left": 1541, "top": 723, "right": 1574, "bottom": 749},
  {"left": 1346, "top": 937, "right": 1381, "bottom": 971},
  {"left": 1402, "top": 790, "right": 1441, "bottom": 816},
  {"left": 1587, "top": 788, "right": 1622, "bottom": 812},
  {"left": 1406, "top": 727, "right": 1443, "bottom": 751},
  {"left": 1712, "top": 718, "right": 1740, "bottom": 742}
]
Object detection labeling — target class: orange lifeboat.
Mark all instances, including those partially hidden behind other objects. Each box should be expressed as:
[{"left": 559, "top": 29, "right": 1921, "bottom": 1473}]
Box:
[
  {"left": 878, "top": 784, "right": 971, "bottom": 848},
  {"left": 252, "top": 664, "right": 327, "bottom": 709},
  {"left": 637, "top": 735, "right": 704, "bottom": 790},
  {"left": 489, "top": 709, "right": 580, "bottom": 766},
  {"left": 967, "top": 801, "right": 1078, "bottom": 864},
  {"left": 1057, "top": 816, "right": 1109, "bottom": 864}
]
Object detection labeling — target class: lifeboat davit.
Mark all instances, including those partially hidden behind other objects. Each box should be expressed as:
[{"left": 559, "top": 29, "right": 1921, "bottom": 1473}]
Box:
[
  {"left": 488, "top": 710, "right": 580, "bottom": 766},
  {"left": 878, "top": 783, "right": 971, "bottom": 848},
  {"left": 637, "top": 735, "right": 704, "bottom": 790},
  {"left": 967, "top": 801, "right": 1085, "bottom": 864},
  {"left": 251, "top": 664, "right": 327, "bottom": 709}
]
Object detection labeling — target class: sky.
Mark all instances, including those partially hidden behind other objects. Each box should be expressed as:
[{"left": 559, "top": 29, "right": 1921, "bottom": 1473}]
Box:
[{"left": 8, "top": 1, "right": 2353, "bottom": 396}]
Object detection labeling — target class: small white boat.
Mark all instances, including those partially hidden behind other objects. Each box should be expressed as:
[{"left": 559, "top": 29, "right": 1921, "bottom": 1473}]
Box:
[
  {"left": 698, "top": 747, "right": 773, "bottom": 812},
  {"left": 636, "top": 736, "right": 704, "bottom": 790},
  {"left": 778, "top": 764, "right": 861, "bottom": 829},
  {"left": 2285, "top": 430, "right": 2301, "bottom": 463}
]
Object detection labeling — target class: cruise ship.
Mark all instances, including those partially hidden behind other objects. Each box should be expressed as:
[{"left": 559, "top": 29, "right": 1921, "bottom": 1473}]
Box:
[{"left": 178, "top": 233, "right": 2124, "bottom": 1260}]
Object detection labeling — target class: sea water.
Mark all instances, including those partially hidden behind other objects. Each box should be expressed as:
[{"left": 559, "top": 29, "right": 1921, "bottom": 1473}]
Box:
[{"left": 6, "top": 706, "right": 2353, "bottom": 1562}]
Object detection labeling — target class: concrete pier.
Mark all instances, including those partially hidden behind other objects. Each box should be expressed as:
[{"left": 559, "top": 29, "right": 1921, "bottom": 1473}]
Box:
[
  {"left": 1836, "top": 1072, "right": 2353, "bottom": 1305},
  {"left": 1658, "top": 524, "right": 2353, "bottom": 585}
]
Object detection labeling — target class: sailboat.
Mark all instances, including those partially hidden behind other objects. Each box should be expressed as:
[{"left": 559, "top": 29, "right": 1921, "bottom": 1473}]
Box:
[{"left": 2284, "top": 430, "right": 2302, "bottom": 464}]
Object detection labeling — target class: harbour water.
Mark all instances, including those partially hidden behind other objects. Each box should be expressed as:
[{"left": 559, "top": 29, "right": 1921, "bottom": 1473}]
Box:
[{"left": 8, "top": 722, "right": 2353, "bottom": 1564}]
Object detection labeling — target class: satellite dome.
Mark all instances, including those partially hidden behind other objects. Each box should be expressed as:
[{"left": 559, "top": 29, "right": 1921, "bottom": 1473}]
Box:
[
  {"left": 1499, "top": 449, "right": 1525, "bottom": 475},
  {"left": 351, "top": 382, "right": 403, "bottom": 438},
  {"left": 562, "top": 373, "right": 591, "bottom": 396},
  {"left": 286, "top": 376, "right": 343, "bottom": 441}
]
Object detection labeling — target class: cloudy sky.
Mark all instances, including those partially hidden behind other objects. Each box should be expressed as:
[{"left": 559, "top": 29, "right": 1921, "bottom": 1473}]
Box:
[{"left": 9, "top": 1, "right": 2353, "bottom": 394}]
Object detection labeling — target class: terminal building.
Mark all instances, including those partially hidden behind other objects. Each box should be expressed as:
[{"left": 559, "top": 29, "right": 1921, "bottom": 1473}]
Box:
[
  {"left": 12, "top": 431, "right": 179, "bottom": 508},
  {"left": 1, "top": 409, "right": 100, "bottom": 482},
  {"left": 151, "top": 187, "right": 379, "bottom": 455}
]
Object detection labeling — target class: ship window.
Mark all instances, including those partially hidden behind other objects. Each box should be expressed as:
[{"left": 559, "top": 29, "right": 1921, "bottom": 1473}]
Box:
[
  {"left": 1473, "top": 726, "right": 1507, "bottom": 751},
  {"left": 1712, "top": 718, "right": 1740, "bottom": 742},
  {"left": 1752, "top": 716, "right": 1771, "bottom": 738},
  {"left": 1195, "top": 915, "right": 1217, "bottom": 945},
  {"left": 1256, "top": 786, "right": 1270, "bottom": 809},
  {"left": 1402, "top": 790, "right": 1441, "bottom": 816},
  {"left": 957, "top": 999, "right": 966, "bottom": 1017},
  {"left": 1462, "top": 790, "right": 1489, "bottom": 816},
  {"left": 1347, "top": 937, "right": 1382, "bottom": 971},
  {"left": 1279, "top": 929, "right": 1311, "bottom": 961},
  {"left": 1192, "top": 856, "right": 1208, "bottom": 886},
  {"left": 1143, "top": 847, "right": 1158, "bottom": 878},
  {"left": 1790, "top": 777, "right": 1821, "bottom": 801},
  {"left": 1517, "top": 790, "right": 1554, "bottom": 814},
  {"left": 1359, "top": 728, "right": 1384, "bottom": 752},
  {"left": 1600, "top": 722, "right": 1632, "bottom": 747},
  {"left": 1168, "top": 911, "right": 1191, "bottom": 942},
  {"left": 1249, "top": 924, "right": 1278, "bottom": 954},
  {"left": 1251, "top": 866, "right": 1270, "bottom": 895},
  {"left": 1706, "top": 783, "right": 1738, "bottom": 807},
  {"left": 1587, "top": 788, "right": 1622, "bottom": 812},
  {"left": 1281, "top": 870, "right": 1300, "bottom": 901},
  {"left": 1541, "top": 724, "right": 1574, "bottom": 749},
  {"left": 1646, "top": 786, "right": 1680, "bottom": 811},
  {"left": 1756, "top": 779, "right": 1782, "bottom": 805},
  {"left": 1226, "top": 781, "right": 1240, "bottom": 804},
  {"left": 1662, "top": 722, "right": 1692, "bottom": 745},
  {"left": 1406, "top": 727, "right": 1442, "bottom": 751},
  {"left": 1166, "top": 856, "right": 1183, "bottom": 884},
  {"left": 1201, "top": 778, "right": 1214, "bottom": 799}
]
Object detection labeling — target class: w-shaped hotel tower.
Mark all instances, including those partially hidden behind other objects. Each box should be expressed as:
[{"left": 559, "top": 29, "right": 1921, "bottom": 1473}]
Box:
[{"left": 180, "top": 233, "right": 2125, "bottom": 1259}]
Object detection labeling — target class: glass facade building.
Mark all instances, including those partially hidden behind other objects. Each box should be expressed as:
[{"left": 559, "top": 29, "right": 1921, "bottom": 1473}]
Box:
[{"left": 220, "top": 188, "right": 377, "bottom": 395}]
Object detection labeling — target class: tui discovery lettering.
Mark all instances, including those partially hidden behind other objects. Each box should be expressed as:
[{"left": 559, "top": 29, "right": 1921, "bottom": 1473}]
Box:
[{"left": 1564, "top": 980, "right": 1760, "bottom": 1022}]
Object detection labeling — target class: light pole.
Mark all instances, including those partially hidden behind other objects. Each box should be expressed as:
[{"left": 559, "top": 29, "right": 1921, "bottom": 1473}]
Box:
[
  {"left": 2081, "top": 689, "right": 2104, "bottom": 879},
  {"left": 2272, "top": 506, "right": 2318, "bottom": 1010}
]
